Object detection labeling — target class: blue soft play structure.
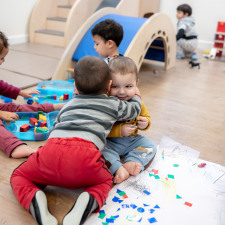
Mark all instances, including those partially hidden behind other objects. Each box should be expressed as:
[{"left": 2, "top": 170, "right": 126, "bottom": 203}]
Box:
[{"left": 72, "top": 14, "right": 165, "bottom": 63}]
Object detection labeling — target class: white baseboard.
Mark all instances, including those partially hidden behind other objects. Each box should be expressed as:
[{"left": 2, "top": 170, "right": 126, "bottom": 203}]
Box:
[
  {"left": 7, "top": 34, "right": 215, "bottom": 52},
  {"left": 198, "top": 40, "right": 214, "bottom": 51},
  {"left": 8, "top": 34, "right": 29, "bottom": 45}
]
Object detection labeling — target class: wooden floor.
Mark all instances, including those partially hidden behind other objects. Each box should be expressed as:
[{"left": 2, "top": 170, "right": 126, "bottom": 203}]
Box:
[{"left": 0, "top": 51, "right": 225, "bottom": 224}]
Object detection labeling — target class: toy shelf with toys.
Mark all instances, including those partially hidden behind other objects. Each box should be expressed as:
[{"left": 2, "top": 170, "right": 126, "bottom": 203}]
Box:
[{"left": 3, "top": 111, "right": 58, "bottom": 141}]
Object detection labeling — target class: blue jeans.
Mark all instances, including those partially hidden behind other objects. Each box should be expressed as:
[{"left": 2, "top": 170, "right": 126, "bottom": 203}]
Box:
[{"left": 102, "top": 135, "right": 157, "bottom": 174}]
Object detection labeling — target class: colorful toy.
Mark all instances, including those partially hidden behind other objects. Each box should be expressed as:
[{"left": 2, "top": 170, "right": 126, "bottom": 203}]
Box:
[
  {"left": 29, "top": 117, "right": 38, "bottom": 125},
  {"left": 189, "top": 60, "right": 200, "bottom": 69},
  {"left": 213, "top": 21, "right": 225, "bottom": 57},
  {"left": 0, "top": 96, "right": 13, "bottom": 103},
  {"left": 20, "top": 124, "right": 30, "bottom": 132},
  {"left": 3, "top": 111, "right": 58, "bottom": 141}
]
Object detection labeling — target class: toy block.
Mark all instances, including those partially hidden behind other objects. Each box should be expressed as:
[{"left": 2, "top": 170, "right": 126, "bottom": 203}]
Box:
[
  {"left": 41, "top": 126, "right": 48, "bottom": 130},
  {"left": 39, "top": 114, "right": 47, "bottom": 122},
  {"left": 64, "top": 93, "right": 69, "bottom": 100},
  {"left": 59, "top": 95, "right": 64, "bottom": 101},
  {"left": 40, "top": 121, "right": 47, "bottom": 127},
  {"left": 41, "top": 85, "right": 46, "bottom": 88},
  {"left": 27, "top": 99, "right": 34, "bottom": 105},
  {"left": 29, "top": 117, "right": 38, "bottom": 125},
  {"left": 38, "top": 111, "right": 44, "bottom": 120},
  {"left": 20, "top": 124, "right": 30, "bottom": 132},
  {"left": 36, "top": 127, "right": 48, "bottom": 133},
  {"left": 217, "top": 21, "right": 225, "bottom": 33},
  {"left": 51, "top": 95, "right": 57, "bottom": 100}
]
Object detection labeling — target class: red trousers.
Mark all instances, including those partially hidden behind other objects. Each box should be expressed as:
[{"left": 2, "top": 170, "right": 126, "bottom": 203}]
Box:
[
  {"left": 0, "top": 102, "right": 53, "bottom": 157},
  {"left": 11, "top": 137, "right": 113, "bottom": 212}
]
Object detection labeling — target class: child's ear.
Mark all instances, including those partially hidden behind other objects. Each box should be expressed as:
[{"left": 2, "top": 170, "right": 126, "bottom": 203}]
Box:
[
  {"left": 136, "top": 79, "right": 139, "bottom": 86},
  {"left": 106, "top": 80, "right": 112, "bottom": 93},
  {"left": 108, "top": 40, "right": 114, "bottom": 48}
]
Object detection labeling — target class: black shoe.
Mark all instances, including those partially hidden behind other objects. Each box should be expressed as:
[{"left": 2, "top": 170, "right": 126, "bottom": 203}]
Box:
[
  {"left": 30, "top": 191, "right": 58, "bottom": 225},
  {"left": 63, "top": 192, "right": 98, "bottom": 225}
]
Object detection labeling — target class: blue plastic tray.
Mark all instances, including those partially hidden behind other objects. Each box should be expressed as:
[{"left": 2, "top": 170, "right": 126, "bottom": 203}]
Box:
[
  {"left": 3, "top": 111, "right": 59, "bottom": 141},
  {"left": 25, "top": 80, "right": 75, "bottom": 104},
  {"left": 37, "top": 80, "right": 75, "bottom": 95}
]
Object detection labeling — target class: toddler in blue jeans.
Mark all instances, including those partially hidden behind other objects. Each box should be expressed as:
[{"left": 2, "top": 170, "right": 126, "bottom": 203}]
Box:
[{"left": 102, "top": 56, "right": 157, "bottom": 184}]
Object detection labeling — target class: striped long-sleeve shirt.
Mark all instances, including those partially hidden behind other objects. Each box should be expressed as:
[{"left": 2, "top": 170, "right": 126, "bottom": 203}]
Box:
[{"left": 48, "top": 94, "right": 141, "bottom": 151}]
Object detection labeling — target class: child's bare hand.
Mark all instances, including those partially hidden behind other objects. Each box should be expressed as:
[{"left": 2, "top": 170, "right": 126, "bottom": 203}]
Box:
[
  {"left": 0, "top": 111, "right": 19, "bottom": 122},
  {"left": 137, "top": 116, "right": 149, "bottom": 129},
  {"left": 121, "top": 124, "right": 137, "bottom": 137},
  {"left": 19, "top": 90, "right": 40, "bottom": 98}
]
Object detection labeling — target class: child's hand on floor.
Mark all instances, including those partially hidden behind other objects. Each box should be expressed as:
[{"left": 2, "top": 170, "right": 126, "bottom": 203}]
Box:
[
  {"left": 0, "top": 111, "right": 18, "bottom": 122},
  {"left": 137, "top": 116, "right": 149, "bottom": 129},
  {"left": 19, "top": 89, "right": 40, "bottom": 98},
  {"left": 121, "top": 124, "right": 137, "bottom": 137}
]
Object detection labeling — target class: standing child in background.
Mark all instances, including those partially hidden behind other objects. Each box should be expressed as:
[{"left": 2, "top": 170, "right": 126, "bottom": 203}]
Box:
[
  {"left": 0, "top": 31, "right": 64, "bottom": 158},
  {"left": 91, "top": 19, "right": 123, "bottom": 63},
  {"left": 102, "top": 56, "right": 157, "bottom": 184},
  {"left": 11, "top": 56, "right": 142, "bottom": 225},
  {"left": 176, "top": 4, "right": 198, "bottom": 60}
]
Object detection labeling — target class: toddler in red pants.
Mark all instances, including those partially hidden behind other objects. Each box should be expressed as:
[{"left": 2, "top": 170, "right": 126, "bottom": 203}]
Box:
[{"left": 11, "top": 56, "right": 142, "bottom": 225}]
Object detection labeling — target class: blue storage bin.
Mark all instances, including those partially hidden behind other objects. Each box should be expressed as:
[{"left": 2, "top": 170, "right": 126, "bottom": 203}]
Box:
[{"left": 3, "top": 111, "right": 59, "bottom": 141}]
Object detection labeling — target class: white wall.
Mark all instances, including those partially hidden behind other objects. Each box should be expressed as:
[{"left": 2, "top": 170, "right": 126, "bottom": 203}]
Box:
[
  {"left": 159, "top": 0, "right": 225, "bottom": 50},
  {"left": 0, "top": 0, "right": 37, "bottom": 44},
  {"left": 0, "top": 0, "right": 225, "bottom": 50}
]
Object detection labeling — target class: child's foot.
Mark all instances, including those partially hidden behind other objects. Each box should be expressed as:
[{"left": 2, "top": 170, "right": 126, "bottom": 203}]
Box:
[
  {"left": 176, "top": 54, "right": 185, "bottom": 59},
  {"left": 114, "top": 166, "right": 129, "bottom": 184},
  {"left": 30, "top": 190, "right": 58, "bottom": 225},
  {"left": 11, "top": 144, "right": 37, "bottom": 158},
  {"left": 123, "top": 161, "right": 142, "bottom": 176},
  {"left": 191, "top": 53, "right": 198, "bottom": 61},
  {"left": 63, "top": 192, "right": 98, "bottom": 225}
]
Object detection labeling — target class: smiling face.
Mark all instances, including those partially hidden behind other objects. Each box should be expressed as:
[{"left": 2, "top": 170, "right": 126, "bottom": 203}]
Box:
[
  {"left": 92, "top": 34, "right": 111, "bottom": 58},
  {"left": 0, "top": 47, "right": 8, "bottom": 65},
  {"left": 109, "top": 72, "right": 139, "bottom": 101}
]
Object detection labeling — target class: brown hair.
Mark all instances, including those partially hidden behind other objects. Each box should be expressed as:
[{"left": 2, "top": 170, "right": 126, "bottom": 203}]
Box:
[
  {"left": 108, "top": 56, "right": 138, "bottom": 80},
  {"left": 74, "top": 56, "right": 110, "bottom": 95},
  {"left": 0, "top": 31, "right": 9, "bottom": 54}
]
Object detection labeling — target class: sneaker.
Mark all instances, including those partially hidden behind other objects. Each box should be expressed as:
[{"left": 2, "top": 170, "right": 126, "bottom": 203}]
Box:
[
  {"left": 191, "top": 53, "right": 198, "bottom": 61},
  {"left": 63, "top": 192, "right": 98, "bottom": 225},
  {"left": 30, "top": 191, "right": 58, "bottom": 225},
  {"left": 176, "top": 54, "right": 185, "bottom": 59}
]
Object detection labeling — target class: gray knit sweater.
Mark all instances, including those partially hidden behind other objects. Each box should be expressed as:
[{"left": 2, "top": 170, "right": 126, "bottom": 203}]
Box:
[{"left": 49, "top": 94, "right": 141, "bottom": 150}]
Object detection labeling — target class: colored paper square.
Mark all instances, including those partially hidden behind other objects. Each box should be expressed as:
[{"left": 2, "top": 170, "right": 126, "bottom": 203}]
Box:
[
  {"left": 149, "top": 209, "right": 155, "bottom": 213},
  {"left": 118, "top": 191, "right": 126, "bottom": 196},
  {"left": 106, "top": 218, "right": 114, "bottom": 223},
  {"left": 148, "top": 217, "right": 157, "bottom": 223},
  {"left": 123, "top": 194, "right": 128, "bottom": 199},
  {"left": 176, "top": 195, "right": 182, "bottom": 199},
  {"left": 143, "top": 190, "right": 150, "bottom": 195},
  {"left": 173, "top": 164, "right": 179, "bottom": 167},
  {"left": 185, "top": 202, "right": 192, "bottom": 207},
  {"left": 154, "top": 175, "right": 160, "bottom": 179},
  {"left": 98, "top": 213, "right": 106, "bottom": 219},
  {"left": 168, "top": 174, "right": 175, "bottom": 179}
]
